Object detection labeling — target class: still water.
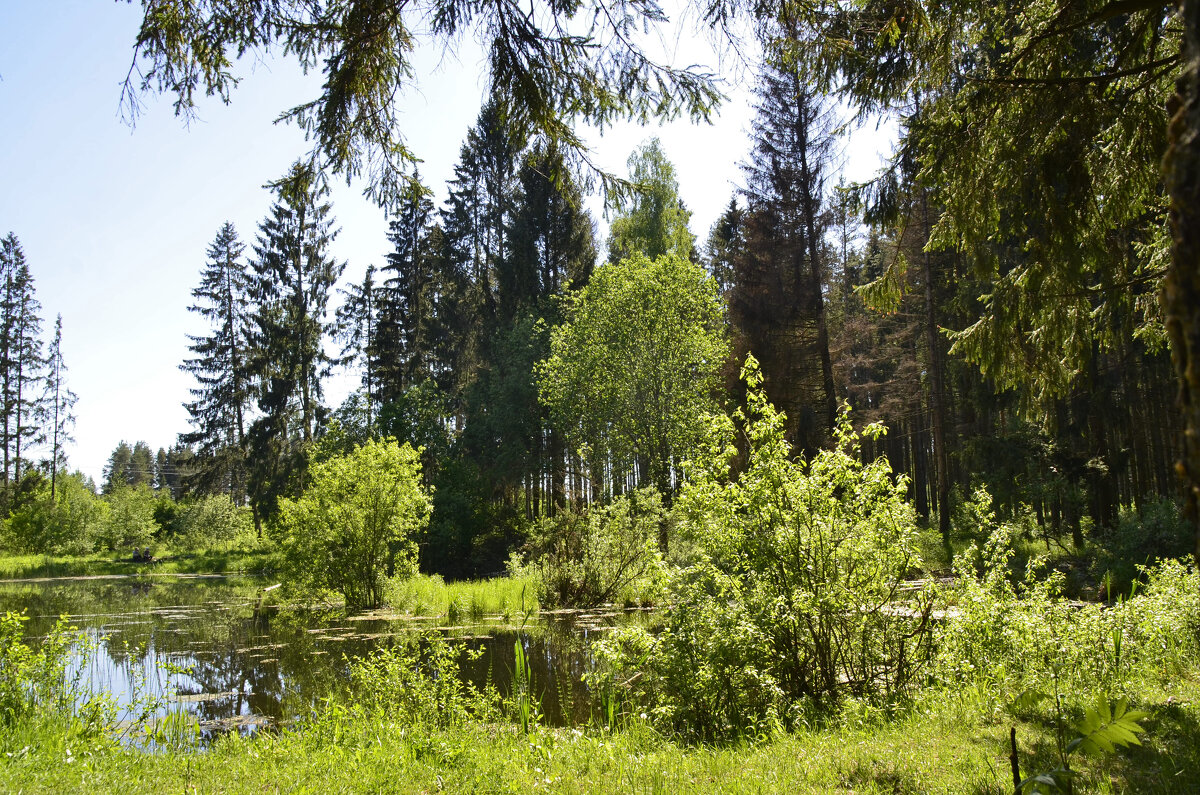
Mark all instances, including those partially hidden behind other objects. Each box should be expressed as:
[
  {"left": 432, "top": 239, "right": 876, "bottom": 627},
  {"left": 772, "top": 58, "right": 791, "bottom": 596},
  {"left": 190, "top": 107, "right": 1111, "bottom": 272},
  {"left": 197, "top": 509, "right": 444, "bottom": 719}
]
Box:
[{"left": 0, "top": 574, "right": 639, "bottom": 736}]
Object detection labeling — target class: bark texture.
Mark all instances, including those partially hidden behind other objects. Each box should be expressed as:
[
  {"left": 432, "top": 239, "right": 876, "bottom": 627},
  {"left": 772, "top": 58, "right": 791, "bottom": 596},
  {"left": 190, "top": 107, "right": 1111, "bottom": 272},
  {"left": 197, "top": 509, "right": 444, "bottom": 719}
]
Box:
[{"left": 1164, "top": 0, "right": 1200, "bottom": 565}]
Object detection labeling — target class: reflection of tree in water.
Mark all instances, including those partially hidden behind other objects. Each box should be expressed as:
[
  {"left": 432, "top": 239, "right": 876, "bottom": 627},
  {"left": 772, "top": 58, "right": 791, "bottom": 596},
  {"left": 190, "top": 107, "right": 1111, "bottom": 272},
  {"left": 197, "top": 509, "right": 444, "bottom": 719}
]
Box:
[{"left": 0, "top": 577, "right": 642, "bottom": 730}]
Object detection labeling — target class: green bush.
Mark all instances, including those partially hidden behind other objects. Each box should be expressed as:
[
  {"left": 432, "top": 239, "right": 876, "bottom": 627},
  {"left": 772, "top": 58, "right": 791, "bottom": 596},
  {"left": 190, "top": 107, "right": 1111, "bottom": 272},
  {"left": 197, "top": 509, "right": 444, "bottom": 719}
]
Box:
[
  {"left": 95, "top": 485, "right": 157, "bottom": 552},
  {"left": 347, "top": 632, "right": 499, "bottom": 727},
  {"left": 526, "top": 488, "right": 667, "bottom": 608},
  {"left": 273, "top": 438, "right": 432, "bottom": 608},
  {"left": 1092, "top": 498, "right": 1193, "bottom": 594},
  {"left": 174, "top": 495, "right": 254, "bottom": 550},
  {"left": 595, "top": 358, "right": 934, "bottom": 739},
  {"left": 3, "top": 473, "right": 107, "bottom": 554},
  {"left": 935, "top": 514, "right": 1200, "bottom": 704},
  {"left": 0, "top": 611, "right": 76, "bottom": 725}
]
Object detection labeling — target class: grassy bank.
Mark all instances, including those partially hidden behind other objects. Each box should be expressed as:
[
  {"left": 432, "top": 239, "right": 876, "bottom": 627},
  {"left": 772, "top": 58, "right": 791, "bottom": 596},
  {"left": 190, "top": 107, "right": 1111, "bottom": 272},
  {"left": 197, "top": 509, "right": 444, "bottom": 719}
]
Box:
[
  {"left": 0, "top": 547, "right": 279, "bottom": 579},
  {"left": 3, "top": 675, "right": 1199, "bottom": 794}
]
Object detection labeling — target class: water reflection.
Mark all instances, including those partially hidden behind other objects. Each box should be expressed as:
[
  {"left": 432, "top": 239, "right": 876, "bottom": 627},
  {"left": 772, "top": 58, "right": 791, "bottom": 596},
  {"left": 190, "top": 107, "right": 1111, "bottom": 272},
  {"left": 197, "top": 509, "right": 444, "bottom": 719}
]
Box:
[{"left": 0, "top": 575, "right": 644, "bottom": 736}]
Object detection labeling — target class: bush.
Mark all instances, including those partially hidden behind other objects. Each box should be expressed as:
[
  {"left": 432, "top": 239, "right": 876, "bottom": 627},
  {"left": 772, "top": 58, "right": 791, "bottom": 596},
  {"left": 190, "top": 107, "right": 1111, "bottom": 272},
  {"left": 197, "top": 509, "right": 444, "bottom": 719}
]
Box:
[
  {"left": 175, "top": 495, "right": 254, "bottom": 550},
  {"left": 3, "top": 473, "right": 107, "bottom": 554},
  {"left": 935, "top": 514, "right": 1200, "bottom": 704},
  {"left": 1092, "top": 498, "right": 1193, "bottom": 594},
  {"left": 0, "top": 612, "right": 76, "bottom": 725},
  {"left": 273, "top": 438, "right": 432, "bottom": 608},
  {"left": 526, "top": 488, "right": 667, "bottom": 608},
  {"left": 348, "top": 633, "right": 499, "bottom": 727},
  {"left": 595, "top": 358, "right": 934, "bottom": 739},
  {"left": 94, "top": 485, "right": 158, "bottom": 552}
]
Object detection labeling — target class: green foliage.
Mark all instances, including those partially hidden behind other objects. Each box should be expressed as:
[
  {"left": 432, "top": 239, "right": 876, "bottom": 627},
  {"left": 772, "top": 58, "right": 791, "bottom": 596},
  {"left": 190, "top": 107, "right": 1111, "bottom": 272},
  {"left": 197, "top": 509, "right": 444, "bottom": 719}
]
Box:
[
  {"left": 346, "top": 632, "right": 498, "bottom": 728},
  {"left": 525, "top": 488, "right": 667, "bottom": 609},
  {"left": 95, "top": 485, "right": 157, "bottom": 552},
  {"left": 174, "top": 495, "right": 254, "bottom": 551},
  {"left": 539, "top": 252, "right": 727, "bottom": 508},
  {"left": 273, "top": 438, "right": 432, "bottom": 608},
  {"left": 936, "top": 508, "right": 1200, "bottom": 705},
  {"left": 124, "top": 1, "right": 721, "bottom": 211},
  {"left": 607, "top": 138, "right": 695, "bottom": 263},
  {"left": 0, "top": 612, "right": 75, "bottom": 726},
  {"left": 3, "top": 473, "right": 106, "bottom": 554},
  {"left": 595, "top": 358, "right": 933, "bottom": 739},
  {"left": 1092, "top": 499, "right": 1194, "bottom": 594},
  {"left": 1013, "top": 693, "right": 1150, "bottom": 794}
]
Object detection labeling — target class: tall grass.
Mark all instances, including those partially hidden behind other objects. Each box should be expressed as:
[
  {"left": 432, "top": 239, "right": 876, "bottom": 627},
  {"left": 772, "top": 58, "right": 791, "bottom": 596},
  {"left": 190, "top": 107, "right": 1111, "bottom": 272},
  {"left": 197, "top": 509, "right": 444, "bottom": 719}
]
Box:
[{"left": 387, "top": 573, "right": 539, "bottom": 620}]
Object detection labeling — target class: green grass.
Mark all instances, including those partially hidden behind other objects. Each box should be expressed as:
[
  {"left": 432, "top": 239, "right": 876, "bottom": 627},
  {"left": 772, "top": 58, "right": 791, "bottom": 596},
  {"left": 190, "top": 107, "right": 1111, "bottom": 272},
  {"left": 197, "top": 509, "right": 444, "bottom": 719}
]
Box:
[
  {"left": 0, "top": 546, "right": 279, "bottom": 579},
  {"left": 3, "top": 676, "right": 1199, "bottom": 793},
  {"left": 388, "top": 572, "right": 540, "bottom": 620}
]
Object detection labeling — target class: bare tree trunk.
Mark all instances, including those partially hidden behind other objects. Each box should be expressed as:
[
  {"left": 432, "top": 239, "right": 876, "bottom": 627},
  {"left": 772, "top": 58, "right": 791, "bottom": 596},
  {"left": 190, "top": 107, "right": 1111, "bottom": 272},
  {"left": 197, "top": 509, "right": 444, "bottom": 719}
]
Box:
[
  {"left": 922, "top": 196, "right": 952, "bottom": 552},
  {"left": 1165, "top": 0, "right": 1200, "bottom": 565}
]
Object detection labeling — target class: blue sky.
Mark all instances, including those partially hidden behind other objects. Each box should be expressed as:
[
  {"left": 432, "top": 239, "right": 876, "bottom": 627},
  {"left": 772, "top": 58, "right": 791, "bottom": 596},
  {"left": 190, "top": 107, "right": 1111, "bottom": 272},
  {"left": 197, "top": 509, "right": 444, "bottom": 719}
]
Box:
[{"left": 0, "top": 1, "right": 892, "bottom": 485}]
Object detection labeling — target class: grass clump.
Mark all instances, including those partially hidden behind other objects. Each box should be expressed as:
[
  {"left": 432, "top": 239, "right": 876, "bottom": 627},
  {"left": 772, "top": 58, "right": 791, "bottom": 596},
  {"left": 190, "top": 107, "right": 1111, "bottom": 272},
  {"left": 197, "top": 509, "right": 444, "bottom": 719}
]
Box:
[{"left": 386, "top": 572, "right": 539, "bottom": 619}]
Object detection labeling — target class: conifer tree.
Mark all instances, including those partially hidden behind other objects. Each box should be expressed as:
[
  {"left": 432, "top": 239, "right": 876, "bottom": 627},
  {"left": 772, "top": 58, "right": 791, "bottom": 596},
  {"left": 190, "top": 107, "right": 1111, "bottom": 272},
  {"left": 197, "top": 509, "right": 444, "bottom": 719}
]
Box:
[
  {"left": 377, "top": 181, "right": 435, "bottom": 403},
  {"left": 733, "top": 50, "right": 837, "bottom": 454},
  {"left": 246, "top": 162, "right": 345, "bottom": 518},
  {"left": 704, "top": 198, "right": 743, "bottom": 297},
  {"left": 335, "top": 264, "right": 383, "bottom": 432},
  {"left": 180, "top": 222, "right": 255, "bottom": 502},
  {"left": 0, "top": 233, "right": 46, "bottom": 506},
  {"left": 42, "top": 315, "right": 76, "bottom": 501}
]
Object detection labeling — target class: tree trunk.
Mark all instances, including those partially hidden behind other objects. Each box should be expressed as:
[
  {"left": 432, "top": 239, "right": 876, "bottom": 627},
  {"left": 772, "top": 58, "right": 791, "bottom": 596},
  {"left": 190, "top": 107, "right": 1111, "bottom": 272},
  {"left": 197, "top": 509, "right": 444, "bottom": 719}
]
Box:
[
  {"left": 921, "top": 199, "right": 952, "bottom": 552},
  {"left": 1164, "top": 0, "right": 1200, "bottom": 565}
]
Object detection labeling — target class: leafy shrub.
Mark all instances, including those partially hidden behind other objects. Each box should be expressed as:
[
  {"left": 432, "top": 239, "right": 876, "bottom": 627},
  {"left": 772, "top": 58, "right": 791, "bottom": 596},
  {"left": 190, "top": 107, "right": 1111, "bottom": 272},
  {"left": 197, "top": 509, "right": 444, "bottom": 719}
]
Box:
[
  {"left": 95, "top": 485, "right": 157, "bottom": 551},
  {"left": 347, "top": 632, "right": 499, "bottom": 726},
  {"left": 273, "top": 438, "right": 432, "bottom": 608},
  {"left": 527, "top": 488, "right": 667, "bottom": 608},
  {"left": 174, "top": 495, "right": 254, "bottom": 550},
  {"left": 3, "top": 473, "right": 107, "bottom": 554},
  {"left": 0, "top": 611, "right": 77, "bottom": 725},
  {"left": 595, "top": 358, "right": 934, "bottom": 739},
  {"left": 1092, "top": 498, "right": 1193, "bottom": 594},
  {"left": 936, "top": 511, "right": 1200, "bottom": 704}
]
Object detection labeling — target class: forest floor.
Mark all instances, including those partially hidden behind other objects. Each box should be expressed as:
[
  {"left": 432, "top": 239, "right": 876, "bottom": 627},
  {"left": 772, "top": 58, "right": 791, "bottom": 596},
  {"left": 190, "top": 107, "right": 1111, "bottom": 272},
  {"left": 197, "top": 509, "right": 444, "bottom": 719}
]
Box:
[{"left": 3, "top": 674, "right": 1199, "bottom": 793}]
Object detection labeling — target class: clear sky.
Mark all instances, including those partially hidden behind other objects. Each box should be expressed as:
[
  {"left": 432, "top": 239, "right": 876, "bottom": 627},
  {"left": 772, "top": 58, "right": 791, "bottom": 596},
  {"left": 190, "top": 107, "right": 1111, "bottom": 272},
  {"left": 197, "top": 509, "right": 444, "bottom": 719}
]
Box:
[{"left": 0, "top": 1, "right": 893, "bottom": 486}]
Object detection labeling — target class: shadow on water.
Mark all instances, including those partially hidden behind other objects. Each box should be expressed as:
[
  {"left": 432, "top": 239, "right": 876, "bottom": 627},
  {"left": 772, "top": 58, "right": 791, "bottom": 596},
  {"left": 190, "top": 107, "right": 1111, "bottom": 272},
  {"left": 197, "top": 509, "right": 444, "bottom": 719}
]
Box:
[{"left": 0, "top": 575, "right": 647, "bottom": 740}]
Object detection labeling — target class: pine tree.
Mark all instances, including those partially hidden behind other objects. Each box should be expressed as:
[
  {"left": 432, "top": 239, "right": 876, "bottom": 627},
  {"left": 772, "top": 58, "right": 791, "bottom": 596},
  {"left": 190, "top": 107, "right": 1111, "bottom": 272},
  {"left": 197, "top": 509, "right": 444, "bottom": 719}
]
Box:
[
  {"left": 377, "top": 181, "right": 435, "bottom": 403},
  {"left": 733, "top": 51, "right": 837, "bottom": 454},
  {"left": 0, "top": 233, "right": 46, "bottom": 507},
  {"left": 42, "top": 315, "right": 77, "bottom": 501},
  {"left": 246, "top": 162, "right": 345, "bottom": 518},
  {"left": 335, "top": 264, "right": 383, "bottom": 432},
  {"left": 180, "top": 222, "right": 255, "bottom": 503}
]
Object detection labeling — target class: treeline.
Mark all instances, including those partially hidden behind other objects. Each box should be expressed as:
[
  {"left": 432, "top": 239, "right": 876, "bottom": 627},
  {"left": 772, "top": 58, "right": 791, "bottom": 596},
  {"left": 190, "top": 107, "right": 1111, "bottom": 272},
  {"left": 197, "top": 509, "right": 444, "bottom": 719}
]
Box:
[
  {"left": 166, "top": 58, "right": 1182, "bottom": 578},
  {"left": 0, "top": 233, "right": 77, "bottom": 514},
  {"left": 176, "top": 104, "right": 599, "bottom": 574}
]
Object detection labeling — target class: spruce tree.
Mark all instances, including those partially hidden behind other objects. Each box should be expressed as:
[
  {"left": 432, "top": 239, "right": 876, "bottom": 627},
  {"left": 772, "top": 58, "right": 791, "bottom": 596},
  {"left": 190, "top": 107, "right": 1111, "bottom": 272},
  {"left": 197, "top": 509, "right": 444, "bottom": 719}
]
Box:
[
  {"left": 377, "top": 181, "right": 435, "bottom": 403},
  {"left": 180, "top": 222, "right": 255, "bottom": 503},
  {"left": 246, "top": 162, "right": 345, "bottom": 518},
  {"left": 733, "top": 50, "right": 837, "bottom": 454},
  {"left": 335, "top": 264, "right": 383, "bottom": 432},
  {"left": 0, "top": 233, "right": 46, "bottom": 506},
  {"left": 103, "top": 441, "right": 133, "bottom": 494},
  {"left": 42, "top": 315, "right": 77, "bottom": 501}
]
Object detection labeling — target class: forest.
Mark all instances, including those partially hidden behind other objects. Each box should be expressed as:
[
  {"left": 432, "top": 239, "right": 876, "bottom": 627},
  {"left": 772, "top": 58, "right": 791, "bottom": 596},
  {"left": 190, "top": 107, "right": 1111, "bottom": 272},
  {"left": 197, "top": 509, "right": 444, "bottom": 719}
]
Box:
[{"left": 2, "top": 0, "right": 1200, "bottom": 792}]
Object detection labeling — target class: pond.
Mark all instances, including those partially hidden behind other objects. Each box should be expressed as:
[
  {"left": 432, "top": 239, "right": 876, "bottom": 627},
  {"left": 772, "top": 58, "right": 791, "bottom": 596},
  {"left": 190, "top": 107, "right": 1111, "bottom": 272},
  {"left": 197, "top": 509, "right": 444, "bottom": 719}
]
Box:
[{"left": 0, "top": 574, "right": 644, "bottom": 739}]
